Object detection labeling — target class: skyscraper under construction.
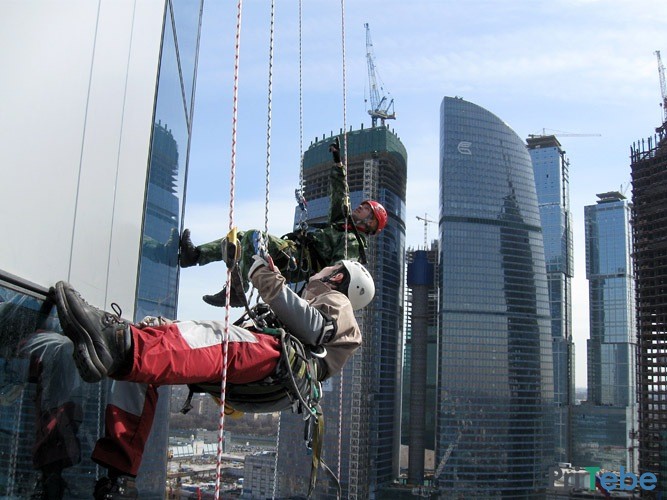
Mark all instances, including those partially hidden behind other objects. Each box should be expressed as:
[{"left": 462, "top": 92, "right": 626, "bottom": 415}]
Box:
[
  {"left": 275, "top": 125, "right": 407, "bottom": 499},
  {"left": 631, "top": 128, "right": 667, "bottom": 492}
]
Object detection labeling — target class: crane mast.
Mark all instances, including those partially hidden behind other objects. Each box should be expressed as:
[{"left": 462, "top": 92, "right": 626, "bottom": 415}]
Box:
[
  {"left": 416, "top": 214, "right": 436, "bottom": 249},
  {"left": 365, "top": 23, "right": 395, "bottom": 127},
  {"left": 655, "top": 50, "right": 667, "bottom": 127}
]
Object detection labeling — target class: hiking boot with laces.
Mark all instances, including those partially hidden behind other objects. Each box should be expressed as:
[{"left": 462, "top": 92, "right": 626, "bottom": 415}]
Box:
[
  {"left": 202, "top": 268, "right": 247, "bottom": 308},
  {"left": 52, "top": 281, "right": 132, "bottom": 383},
  {"left": 202, "top": 283, "right": 246, "bottom": 308},
  {"left": 94, "top": 475, "right": 138, "bottom": 500},
  {"left": 179, "top": 228, "right": 201, "bottom": 267}
]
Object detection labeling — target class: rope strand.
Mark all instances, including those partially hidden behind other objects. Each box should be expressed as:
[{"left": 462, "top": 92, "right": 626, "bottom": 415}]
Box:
[
  {"left": 340, "top": 0, "right": 350, "bottom": 263},
  {"left": 337, "top": 2, "right": 347, "bottom": 492},
  {"left": 264, "top": 0, "right": 275, "bottom": 236},
  {"left": 298, "top": 0, "right": 305, "bottom": 197},
  {"left": 265, "top": 3, "right": 278, "bottom": 498},
  {"left": 215, "top": 2, "right": 243, "bottom": 499}
]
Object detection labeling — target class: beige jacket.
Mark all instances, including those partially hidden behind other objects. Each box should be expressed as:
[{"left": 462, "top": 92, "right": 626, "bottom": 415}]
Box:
[{"left": 250, "top": 263, "right": 362, "bottom": 379}]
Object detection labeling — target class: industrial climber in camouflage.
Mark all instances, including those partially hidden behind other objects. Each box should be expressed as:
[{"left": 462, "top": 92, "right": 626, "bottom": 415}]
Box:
[{"left": 179, "top": 140, "right": 388, "bottom": 307}]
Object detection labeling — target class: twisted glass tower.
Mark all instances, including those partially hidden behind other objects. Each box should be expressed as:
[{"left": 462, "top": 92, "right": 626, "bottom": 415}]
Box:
[{"left": 437, "top": 97, "right": 555, "bottom": 498}]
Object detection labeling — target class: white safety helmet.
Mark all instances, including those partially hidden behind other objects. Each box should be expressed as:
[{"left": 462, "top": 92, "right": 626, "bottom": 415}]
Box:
[{"left": 339, "top": 260, "right": 375, "bottom": 310}]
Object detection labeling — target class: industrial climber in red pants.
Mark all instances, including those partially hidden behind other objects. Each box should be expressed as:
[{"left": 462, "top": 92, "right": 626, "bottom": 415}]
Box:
[{"left": 51, "top": 255, "right": 374, "bottom": 499}]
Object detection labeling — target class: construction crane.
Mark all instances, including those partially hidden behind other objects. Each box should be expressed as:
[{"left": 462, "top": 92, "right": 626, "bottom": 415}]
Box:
[
  {"left": 416, "top": 214, "right": 437, "bottom": 248},
  {"left": 411, "top": 420, "right": 469, "bottom": 497},
  {"left": 655, "top": 50, "right": 667, "bottom": 130},
  {"left": 365, "top": 23, "right": 395, "bottom": 127},
  {"left": 527, "top": 128, "right": 601, "bottom": 139}
]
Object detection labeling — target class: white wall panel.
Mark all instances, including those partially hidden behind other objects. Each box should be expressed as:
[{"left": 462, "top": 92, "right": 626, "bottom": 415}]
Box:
[
  {"left": 107, "top": 0, "right": 168, "bottom": 314},
  {"left": 0, "top": 0, "right": 165, "bottom": 314}
]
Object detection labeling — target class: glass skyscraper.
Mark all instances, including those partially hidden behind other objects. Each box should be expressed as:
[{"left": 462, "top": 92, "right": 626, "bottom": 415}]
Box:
[
  {"left": 0, "top": 2, "right": 203, "bottom": 497},
  {"left": 437, "top": 97, "right": 555, "bottom": 498},
  {"left": 527, "top": 135, "right": 575, "bottom": 463},
  {"left": 584, "top": 192, "right": 635, "bottom": 408},
  {"left": 275, "top": 126, "right": 407, "bottom": 499},
  {"left": 572, "top": 191, "right": 637, "bottom": 471}
]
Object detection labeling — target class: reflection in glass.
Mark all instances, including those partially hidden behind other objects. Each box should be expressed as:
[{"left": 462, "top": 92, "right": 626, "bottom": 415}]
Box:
[
  {"left": 438, "top": 97, "right": 554, "bottom": 497},
  {"left": 0, "top": 289, "right": 104, "bottom": 499}
]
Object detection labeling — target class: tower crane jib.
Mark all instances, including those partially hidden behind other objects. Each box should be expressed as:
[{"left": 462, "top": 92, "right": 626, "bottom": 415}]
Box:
[
  {"left": 365, "top": 23, "right": 395, "bottom": 127},
  {"left": 655, "top": 50, "right": 667, "bottom": 125}
]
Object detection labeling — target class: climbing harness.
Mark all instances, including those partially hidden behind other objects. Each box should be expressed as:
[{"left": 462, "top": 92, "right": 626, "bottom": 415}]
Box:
[{"left": 181, "top": 304, "right": 340, "bottom": 496}]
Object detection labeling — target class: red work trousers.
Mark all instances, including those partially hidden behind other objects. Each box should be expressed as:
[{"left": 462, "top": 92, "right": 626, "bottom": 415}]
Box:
[{"left": 91, "top": 320, "right": 281, "bottom": 476}]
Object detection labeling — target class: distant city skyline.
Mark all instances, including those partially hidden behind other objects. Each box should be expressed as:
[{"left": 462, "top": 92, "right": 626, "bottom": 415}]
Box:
[{"left": 177, "top": 2, "right": 667, "bottom": 388}]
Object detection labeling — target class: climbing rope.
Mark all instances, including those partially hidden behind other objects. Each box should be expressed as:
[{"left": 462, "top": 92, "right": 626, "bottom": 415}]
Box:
[
  {"left": 262, "top": 2, "right": 280, "bottom": 498},
  {"left": 295, "top": 0, "right": 308, "bottom": 232},
  {"left": 263, "top": 0, "right": 275, "bottom": 237},
  {"left": 340, "top": 0, "right": 350, "bottom": 264},
  {"left": 215, "top": 2, "right": 243, "bottom": 499},
  {"left": 337, "top": 1, "right": 347, "bottom": 492}
]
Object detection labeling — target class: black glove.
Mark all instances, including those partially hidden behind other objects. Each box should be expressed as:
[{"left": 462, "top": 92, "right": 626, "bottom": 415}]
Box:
[{"left": 329, "top": 138, "right": 341, "bottom": 164}]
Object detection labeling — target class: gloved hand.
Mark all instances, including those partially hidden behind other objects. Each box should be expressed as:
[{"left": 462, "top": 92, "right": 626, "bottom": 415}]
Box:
[
  {"left": 329, "top": 138, "right": 341, "bottom": 164},
  {"left": 248, "top": 254, "right": 276, "bottom": 279}
]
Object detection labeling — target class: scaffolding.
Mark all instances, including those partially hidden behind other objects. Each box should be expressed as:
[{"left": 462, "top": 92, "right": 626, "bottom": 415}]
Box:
[{"left": 631, "top": 130, "right": 667, "bottom": 490}]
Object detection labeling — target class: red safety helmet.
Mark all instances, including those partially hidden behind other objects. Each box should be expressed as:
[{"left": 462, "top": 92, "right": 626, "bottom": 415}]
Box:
[{"left": 362, "top": 200, "right": 388, "bottom": 235}]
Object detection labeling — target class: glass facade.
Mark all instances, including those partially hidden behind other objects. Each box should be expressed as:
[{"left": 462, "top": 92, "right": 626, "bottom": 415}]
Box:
[
  {"left": 0, "top": 283, "right": 105, "bottom": 498},
  {"left": 571, "top": 404, "right": 632, "bottom": 471},
  {"left": 276, "top": 126, "right": 407, "bottom": 498},
  {"left": 580, "top": 192, "right": 637, "bottom": 471},
  {"left": 584, "top": 193, "right": 636, "bottom": 407},
  {"left": 527, "top": 135, "right": 574, "bottom": 463},
  {"left": 128, "top": 2, "right": 204, "bottom": 496},
  {"left": 0, "top": 2, "right": 203, "bottom": 498},
  {"left": 437, "top": 97, "right": 555, "bottom": 497}
]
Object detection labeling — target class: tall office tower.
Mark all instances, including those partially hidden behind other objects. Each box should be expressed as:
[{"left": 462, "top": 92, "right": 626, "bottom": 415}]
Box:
[
  {"left": 275, "top": 126, "right": 407, "bottom": 498},
  {"left": 0, "top": 2, "right": 203, "bottom": 497},
  {"left": 631, "top": 129, "right": 667, "bottom": 491},
  {"left": 437, "top": 97, "right": 555, "bottom": 497},
  {"left": 403, "top": 243, "right": 439, "bottom": 485},
  {"left": 526, "top": 135, "right": 575, "bottom": 462},
  {"left": 570, "top": 192, "right": 638, "bottom": 470}
]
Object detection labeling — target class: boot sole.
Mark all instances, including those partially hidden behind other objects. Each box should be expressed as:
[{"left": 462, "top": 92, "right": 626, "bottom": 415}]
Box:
[{"left": 54, "top": 282, "right": 105, "bottom": 383}]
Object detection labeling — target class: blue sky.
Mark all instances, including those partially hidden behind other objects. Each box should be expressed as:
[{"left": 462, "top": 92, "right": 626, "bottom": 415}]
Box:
[{"left": 177, "top": 0, "right": 667, "bottom": 388}]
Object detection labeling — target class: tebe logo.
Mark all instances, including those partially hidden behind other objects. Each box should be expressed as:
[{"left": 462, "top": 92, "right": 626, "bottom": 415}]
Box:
[{"left": 549, "top": 465, "right": 657, "bottom": 493}]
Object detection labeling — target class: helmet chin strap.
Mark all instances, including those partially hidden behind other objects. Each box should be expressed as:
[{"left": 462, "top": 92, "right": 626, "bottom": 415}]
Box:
[{"left": 353, "top": 213, "right": 373, "bottom": 232}]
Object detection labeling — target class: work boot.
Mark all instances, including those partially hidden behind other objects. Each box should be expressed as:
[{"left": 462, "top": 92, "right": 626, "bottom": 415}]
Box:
[
  {"left": 202, "top": 284, "right": 246, "bottom": 308},
  {"left": 52, "top": 281, "right": 132, "bottom": 383},
  {"left": 179, "top": 229, "right": 200, "bottom": 267},
  {"left": 93, "top": 475, "right": 138, "bottom": 500},
  {"left": 203, "top": 270, "right": 247, "bottom": 308}
]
